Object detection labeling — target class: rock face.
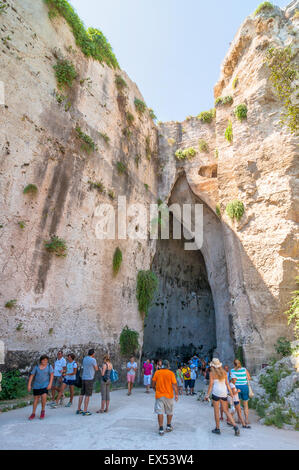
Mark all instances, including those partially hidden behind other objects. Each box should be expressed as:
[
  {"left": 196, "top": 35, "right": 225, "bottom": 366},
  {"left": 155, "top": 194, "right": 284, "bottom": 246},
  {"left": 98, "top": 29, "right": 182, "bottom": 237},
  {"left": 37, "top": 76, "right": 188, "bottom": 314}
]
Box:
[
  {"left": 0, "top": 1, "right": 298, "bottom": 373},
  {"left": 0, "top": 0, "right": 159, "bottom": 375}
]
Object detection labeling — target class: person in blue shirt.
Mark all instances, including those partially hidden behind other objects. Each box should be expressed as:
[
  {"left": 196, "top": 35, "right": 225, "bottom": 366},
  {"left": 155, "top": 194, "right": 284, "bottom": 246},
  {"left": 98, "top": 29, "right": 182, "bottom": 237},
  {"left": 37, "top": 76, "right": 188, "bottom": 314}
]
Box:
[{"left": 28, "top": 355, "right": 53, "bottom": 420}]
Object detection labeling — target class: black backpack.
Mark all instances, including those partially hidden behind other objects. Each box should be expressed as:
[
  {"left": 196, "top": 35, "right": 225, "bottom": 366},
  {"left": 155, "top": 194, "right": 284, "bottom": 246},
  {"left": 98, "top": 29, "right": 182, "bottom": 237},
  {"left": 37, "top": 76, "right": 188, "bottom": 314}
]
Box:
[{"left": 73, "top": 368, "right": 82, "bottom": 388}]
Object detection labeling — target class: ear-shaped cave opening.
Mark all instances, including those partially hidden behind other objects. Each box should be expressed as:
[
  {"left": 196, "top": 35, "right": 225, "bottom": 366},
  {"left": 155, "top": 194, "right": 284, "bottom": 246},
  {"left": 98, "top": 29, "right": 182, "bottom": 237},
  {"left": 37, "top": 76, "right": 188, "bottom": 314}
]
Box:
[
  {"left": 143, "top": 235, "right": 217, "bottom": 363},
  {"left": 143, "top": 173, "right": 235, "bottom": 365}
]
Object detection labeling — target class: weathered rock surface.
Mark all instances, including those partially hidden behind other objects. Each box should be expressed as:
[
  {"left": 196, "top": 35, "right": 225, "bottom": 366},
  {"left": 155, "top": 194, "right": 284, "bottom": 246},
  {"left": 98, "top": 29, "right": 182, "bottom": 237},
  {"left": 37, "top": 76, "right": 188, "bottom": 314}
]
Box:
[{"left": 0, "top": 1, "right": 298, "bottom": 373}]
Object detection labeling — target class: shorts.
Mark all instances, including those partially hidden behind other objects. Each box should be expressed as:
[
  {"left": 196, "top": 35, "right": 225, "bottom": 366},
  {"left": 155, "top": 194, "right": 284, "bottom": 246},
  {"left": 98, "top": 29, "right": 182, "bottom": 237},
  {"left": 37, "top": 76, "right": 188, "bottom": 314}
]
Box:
[
  {"left": 212, "top": 394, "right": 227, "bottom": 402},
  {"left": 52, "top": 376, "right": 63, "bottom": 388},
  {"left": 127, "top": 374, "right": 135, "bottom": 383},
  {"left": 33, "top": 388, "right": 48, "bottom": 396},
  {"left": 236, "top": 384, "right": 249, "bottom": 401},
  {"left": 189, "top": 379, "right": 195, "bottom": 389},
  {"left": 234, "top": 401, "right": 240, "bottom": 406},
  {"left": 184, "top": 380, "right": 191, "bottom": 389},
  {"left": 144, "top": 375, "right": 152, "bottom": 386},
  {"left": 154, "top": 397, "right": 174, "bottom": 415},
  {"left": 80, "top": 379, "right": 94, "bottom": 397},
  {"left": 101, "top": 380, "right": 110, "bottom": 401},
  {"left": 176, "top": 378, "right": 183, "bottom": 387},
  {"left": 63, "top": 378, "right": 76, "bottom": 386}
]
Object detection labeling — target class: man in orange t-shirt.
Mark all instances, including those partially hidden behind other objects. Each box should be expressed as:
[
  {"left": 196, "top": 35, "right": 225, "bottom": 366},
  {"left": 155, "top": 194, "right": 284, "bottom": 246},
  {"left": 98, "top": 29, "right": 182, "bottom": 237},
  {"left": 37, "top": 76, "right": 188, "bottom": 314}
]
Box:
[{"left": 152, "top": 360, "right": 178, "bottom": 435}]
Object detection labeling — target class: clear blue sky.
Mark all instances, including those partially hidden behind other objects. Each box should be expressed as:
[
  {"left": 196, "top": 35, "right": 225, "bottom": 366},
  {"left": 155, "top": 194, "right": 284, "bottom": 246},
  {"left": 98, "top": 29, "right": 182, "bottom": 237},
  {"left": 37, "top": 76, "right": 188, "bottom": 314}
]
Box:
[{"left": 71, "top": 0, "right": 289, "bottom": 122}]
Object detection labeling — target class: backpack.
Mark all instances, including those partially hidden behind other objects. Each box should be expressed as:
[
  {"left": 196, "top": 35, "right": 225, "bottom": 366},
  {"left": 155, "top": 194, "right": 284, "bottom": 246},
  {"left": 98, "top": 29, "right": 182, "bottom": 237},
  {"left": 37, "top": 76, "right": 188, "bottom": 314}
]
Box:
[
  {"left": 110, "top": 369, "right": 119, "bottom": 383},
  {"left": 73, "top": 368, "right": 82, "bottom": 389}
]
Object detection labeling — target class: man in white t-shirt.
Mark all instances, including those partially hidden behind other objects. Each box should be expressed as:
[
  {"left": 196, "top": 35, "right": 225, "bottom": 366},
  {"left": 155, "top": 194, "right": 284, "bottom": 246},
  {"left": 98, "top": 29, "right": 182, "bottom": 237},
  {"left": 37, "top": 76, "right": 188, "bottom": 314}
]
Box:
[
  {"left": 51, "top": 350, "right": 66, "bottom": 404},
  {"left": 126, "top": 356, "right": 138, "bottom": 396}
]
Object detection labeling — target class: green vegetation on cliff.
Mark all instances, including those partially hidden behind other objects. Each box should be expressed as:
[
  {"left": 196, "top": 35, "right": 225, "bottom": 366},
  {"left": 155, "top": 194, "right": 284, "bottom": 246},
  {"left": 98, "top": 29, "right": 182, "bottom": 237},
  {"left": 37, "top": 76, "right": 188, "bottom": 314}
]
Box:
[
  {"left": 226, "top": 200, "right": 244, "bottom": 221},
  {"left": 44, "top": 0, "right": 119, "bottom": 69},
  {"left": 234, "top": 103, "right": 248, "bottom": 121},
  {"left": 44, "top": 235, "right": 67, "bottom": 257},
  {"left": 254, "top": 2, "right": 274, "bottom": 16},
  {"left": 136, "top": 270, "right": 158, "bottom": 317},
  {"left": 265, "top": 46, "right": 299, "bottom": 135},
  {"left": 285, "top": 277, "right": 299, "bottom": 339},
  {"left": 225, "top": 120, "right": 233, "bottom": 142},
  {"left": 53, "top": 59, "right": 77, "bottom": 88},
  {"left": 113, "top": 247, "right": 123, "bottom": 275},
  {"left": 119, "top": 326, "right": 139, "bottom": 356},
  {"left": 197, "top": 108, "right": 216, "bottom": 123},
  {"left": 175, "top": 147, "right": 197, "bottom": 160}
]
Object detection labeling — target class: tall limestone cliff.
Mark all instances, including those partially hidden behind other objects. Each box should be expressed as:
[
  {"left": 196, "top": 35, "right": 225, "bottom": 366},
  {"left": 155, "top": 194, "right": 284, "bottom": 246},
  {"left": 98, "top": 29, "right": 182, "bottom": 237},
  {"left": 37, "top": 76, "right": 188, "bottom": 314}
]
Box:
[{"left": 0, "top": 0, "right": 298, "bottom": 372}]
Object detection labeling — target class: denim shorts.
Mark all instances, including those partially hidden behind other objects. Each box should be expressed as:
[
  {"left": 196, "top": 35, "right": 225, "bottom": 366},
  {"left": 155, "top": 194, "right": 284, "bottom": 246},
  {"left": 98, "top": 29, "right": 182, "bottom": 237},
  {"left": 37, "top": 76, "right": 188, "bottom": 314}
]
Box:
[
  {"left": 236, "top": 384, "right": 249, "bottom": 401},
  {"left": 63, "top": 378, "right": 76, "bottom": 386}
]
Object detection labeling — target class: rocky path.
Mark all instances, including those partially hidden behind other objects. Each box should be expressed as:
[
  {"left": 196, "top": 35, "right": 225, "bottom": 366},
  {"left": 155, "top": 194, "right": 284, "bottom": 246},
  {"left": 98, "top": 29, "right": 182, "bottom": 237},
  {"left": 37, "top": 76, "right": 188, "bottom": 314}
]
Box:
[{"left": 1, "top": 386, "right": 298, "bottom": 450}]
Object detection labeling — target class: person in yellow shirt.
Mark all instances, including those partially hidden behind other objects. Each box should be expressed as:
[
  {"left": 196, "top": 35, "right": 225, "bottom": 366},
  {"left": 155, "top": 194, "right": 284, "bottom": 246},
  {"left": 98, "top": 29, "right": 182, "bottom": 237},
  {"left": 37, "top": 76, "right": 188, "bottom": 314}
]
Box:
[
  {"left": 152, "top": 360, "right": 178, "bottom": 436},
  {"left": 181, "top": 363, "right": 191, "bottom": 395}
]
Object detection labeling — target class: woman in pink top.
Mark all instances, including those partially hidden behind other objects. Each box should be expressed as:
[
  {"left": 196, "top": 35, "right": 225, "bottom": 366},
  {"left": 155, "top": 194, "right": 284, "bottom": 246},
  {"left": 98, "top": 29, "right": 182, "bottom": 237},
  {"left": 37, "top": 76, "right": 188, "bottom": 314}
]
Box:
[{"left": 143, "top": 358, "right": 153, "bottom": 393}]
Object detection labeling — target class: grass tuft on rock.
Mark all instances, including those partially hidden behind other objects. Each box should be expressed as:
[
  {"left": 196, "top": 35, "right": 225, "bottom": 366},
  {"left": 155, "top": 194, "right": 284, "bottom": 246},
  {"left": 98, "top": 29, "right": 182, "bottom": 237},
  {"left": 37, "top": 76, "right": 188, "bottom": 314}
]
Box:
[
  {"left": 234, "top": 104, "right": 248, "bottom": 121},
  {"left": 175, "top": 147, "right": 197, "bottom": 160},
  {"left": 254, "top": 2, "right": 274, "bottom": 16},
  {"left": 53, "top": 59, "right": 77, "bottom": 89},
  {"left": 225, "top": 120, "right": 233, "bottom": 143},
  {"left": 23, "top": 184, "right": 38, "bottom": 195},
  {"left": 44, "top": 235, "right": 67, "bottom": 257},
  {"left": 197, "top": 108, "right": 216, "bottom": 123},
  {"left": 226, "top": 200, "right": 244, "bottom": 221}
]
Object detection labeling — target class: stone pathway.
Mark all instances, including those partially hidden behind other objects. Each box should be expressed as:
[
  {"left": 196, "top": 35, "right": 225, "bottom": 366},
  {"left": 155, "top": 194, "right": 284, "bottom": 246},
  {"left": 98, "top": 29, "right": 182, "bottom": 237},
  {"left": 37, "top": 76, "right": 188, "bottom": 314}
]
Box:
[{"left": 0, "top": 385, "right": 298, "bottom": 450}]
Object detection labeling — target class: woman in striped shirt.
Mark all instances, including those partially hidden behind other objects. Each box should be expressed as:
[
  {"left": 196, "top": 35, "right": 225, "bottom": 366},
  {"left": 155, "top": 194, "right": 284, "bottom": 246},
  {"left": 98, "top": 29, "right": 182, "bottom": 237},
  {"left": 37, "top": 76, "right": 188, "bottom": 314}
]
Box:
[{"left": 230, "top": 359, "right": 252, "bottom": 426}]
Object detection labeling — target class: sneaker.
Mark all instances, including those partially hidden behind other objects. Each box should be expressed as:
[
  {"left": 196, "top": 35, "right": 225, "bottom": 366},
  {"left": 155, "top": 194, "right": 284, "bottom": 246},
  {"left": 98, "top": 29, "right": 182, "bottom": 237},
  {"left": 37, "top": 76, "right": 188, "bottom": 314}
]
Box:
[
  {"left": 50, "top": 403, "right": 58, "bottom": 409},
  {"left": 65, "top": 402, "right": 72, "bottom": 408},
  {"left": 40, "top": 410, "right": 45, "bottom": 419},
  {"left": 227, "top": 421, "right": 233, "bottom": 426},
  {"left": 212, "top": 428, "right": 221, "bottom": 434},
  {"left": 76, "top": 409, "right": 83, "bottom": 415},
  {"left": 48, "top": 401, "right": 56, "bottom": 406},
  {"left": 166, "top": 425, "right": 173, "bottom": 432},
  {"left": 28, "top": 413, "right": 35, "bottom": 420},
  {"left": 242, "top": 425, "right": 251, "bottom": 429},
  {"left": 159, "top": 428, "right": 164, "bottom": 436},
  {"left": 234, "top": 426, "right": 240, "bottom": 436},
  {"left": 82, "top": 411, "right": 92, "bottom": 416}
]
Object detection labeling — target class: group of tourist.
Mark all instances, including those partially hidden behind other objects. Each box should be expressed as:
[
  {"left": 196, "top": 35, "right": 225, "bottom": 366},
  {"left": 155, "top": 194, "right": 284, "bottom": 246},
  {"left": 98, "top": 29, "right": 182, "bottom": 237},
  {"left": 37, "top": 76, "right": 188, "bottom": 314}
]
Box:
[
  {"left": 27, "top": 349, "right": 113, "bottom": 419},
  {"left": 27, "top": 348, "right": 253, "bottom": 438}
]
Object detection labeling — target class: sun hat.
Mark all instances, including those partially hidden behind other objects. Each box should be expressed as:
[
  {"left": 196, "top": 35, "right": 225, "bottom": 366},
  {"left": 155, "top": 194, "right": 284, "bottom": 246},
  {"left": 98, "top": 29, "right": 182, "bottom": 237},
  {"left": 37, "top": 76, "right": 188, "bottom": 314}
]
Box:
[{"left": 210, "top": 358, "right": 222, "bottom": 368}]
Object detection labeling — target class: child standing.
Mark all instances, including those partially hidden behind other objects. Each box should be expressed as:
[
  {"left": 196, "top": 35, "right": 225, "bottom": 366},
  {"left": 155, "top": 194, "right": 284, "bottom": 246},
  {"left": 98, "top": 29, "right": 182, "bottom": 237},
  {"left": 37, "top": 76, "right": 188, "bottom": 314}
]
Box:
[
  {"left": 229, "top": 375, "right": 251, "bottom": 429},
  {"left": 28, "top": 355, "right": 53, "bottom": 420},
  {"left": 176, "top": 366, "right": 184, "bottom": 395}
]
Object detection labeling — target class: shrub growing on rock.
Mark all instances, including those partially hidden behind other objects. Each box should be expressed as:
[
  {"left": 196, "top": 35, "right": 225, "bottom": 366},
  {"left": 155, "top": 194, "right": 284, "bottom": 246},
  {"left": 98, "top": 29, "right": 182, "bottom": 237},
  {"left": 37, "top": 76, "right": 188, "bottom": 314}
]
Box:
[
  {"left": 23, "top": 184, "right": 38, "bottom": 195},
  {"left": 53, "top": 59, "right": 77, "bottom": 89},
  {"left": 5, "top": 299, "right": 17, "bottom": 309},
  {"left": 225, "top": 120, "right": 233, "bottom": 142},
  {"left": 285, "top": 277, "right": 299, "bottom": 339},
  {"left": 265, "top": 46, "right": 299, "bottom": 135},
  {"left": 134, "top": 98, "right": 147, "bottom": 115},
  {"left": 45, "top": 0, "right": 119, "bottom": 69},
  {"left": 116, "top": 161, "right": 127, "bottom": 175},
  {"left": 254, "top": 2, "right": 274, "bottom": 16},
  {"left": 44, "top": 235, "right": 67, "bottom": 257},
  {"left": 225, "top": 200, "right": 244, "bottom": 221},
  {"left": 119, "top": 326, "right": 139, "bottom": 356},
  {"left": 113, "top": 247, "right": 122, "bottom": 275},
  {"left": 136, "top": 270, "right": 158, "bottom": 317},
  {"left": 197, "top": 108, "right": 216, "bottom": 123},
  {"left": 275, "top": 337, "right": 292, "bottom": 357},
  {"left": 215, "top": 95, "right": 233, "bottom": 107},
  {"left": 175, "top": 147, "right": 197, "bottom": 160},
  {"left": 198, "top": 139, "right": 209, "bottom": 153},
  {"left": 0, "top": 1, "right": 8, "bottom": 15},
  {"left": 115, "top": 75, "right": 127, "bottom": 91},
  {"left": 75, "top": 126, "right": 98, "bottom": 153},
  {"left": 148, "top": 108, "right": 157, "bottom": 120},
  {"left": 234, "top": 104, "right": 248, "bottom": 121}
]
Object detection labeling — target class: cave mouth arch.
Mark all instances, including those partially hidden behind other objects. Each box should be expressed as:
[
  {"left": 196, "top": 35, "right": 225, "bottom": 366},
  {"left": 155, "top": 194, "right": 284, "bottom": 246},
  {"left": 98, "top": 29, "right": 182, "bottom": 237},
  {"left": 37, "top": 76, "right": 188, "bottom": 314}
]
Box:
[
  {"left": 143, "top": 173, "right": 235, "bottom": 366},
  {"left": 143, "top": 233, "right": 217, "bottom": 364}
]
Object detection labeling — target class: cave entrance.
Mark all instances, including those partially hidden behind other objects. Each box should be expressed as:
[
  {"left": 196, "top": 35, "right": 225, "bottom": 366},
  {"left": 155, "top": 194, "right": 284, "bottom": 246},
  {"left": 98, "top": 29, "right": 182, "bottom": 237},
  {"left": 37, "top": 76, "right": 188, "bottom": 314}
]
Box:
[
  {"left": 143, "top": 234, "right": 217, "bottom": 365},
  {"left": 143, "top": 173, "right": 234, "bottom": 367}
]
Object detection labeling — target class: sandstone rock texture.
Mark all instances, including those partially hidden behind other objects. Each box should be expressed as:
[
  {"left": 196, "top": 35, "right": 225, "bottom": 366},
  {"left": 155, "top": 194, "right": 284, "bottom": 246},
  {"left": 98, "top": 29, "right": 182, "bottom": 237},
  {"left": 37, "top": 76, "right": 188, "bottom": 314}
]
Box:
[
  {"left": 0, "top": 0, "right": 298, "bottom": 373},
  {"left": 157, "top": 2, "right": 299, "bottom": 370},
  {"left": 0, "top": 0, "right": 159, "bottom": 374}
]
